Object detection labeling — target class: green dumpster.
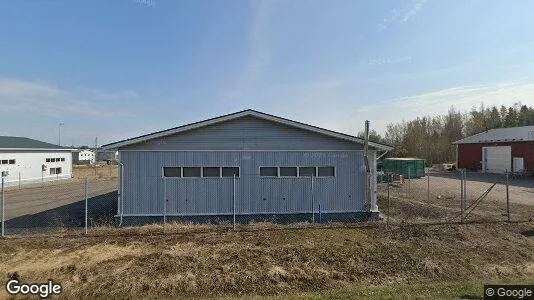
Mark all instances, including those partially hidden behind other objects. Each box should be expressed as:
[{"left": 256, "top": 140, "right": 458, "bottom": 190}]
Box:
[{"left": 383, "top": 158, "right": 426, "bottom": 178}]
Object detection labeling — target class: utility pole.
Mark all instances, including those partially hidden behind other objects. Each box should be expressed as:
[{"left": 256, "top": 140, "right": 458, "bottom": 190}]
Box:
[{"left": 58, "top": 123, "right": 65, "bottom": 146}]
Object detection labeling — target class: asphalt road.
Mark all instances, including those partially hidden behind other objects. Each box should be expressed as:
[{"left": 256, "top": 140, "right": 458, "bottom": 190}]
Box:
[{"left": 2, "top": 179, "right": 117, "bottom": 225}]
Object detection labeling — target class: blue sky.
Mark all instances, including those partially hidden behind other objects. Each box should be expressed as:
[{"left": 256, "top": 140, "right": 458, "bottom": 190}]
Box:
[{"left": 1, "top": 0, "right": 534, "bottom": 146}]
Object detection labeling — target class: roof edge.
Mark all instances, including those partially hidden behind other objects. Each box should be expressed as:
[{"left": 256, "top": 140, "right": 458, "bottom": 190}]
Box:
[
  {"left": 102, "top": 109, "right": 394, "bottom": 151},
  {"left": 0, "top": 148, "right": 77, "bottom": 151}
]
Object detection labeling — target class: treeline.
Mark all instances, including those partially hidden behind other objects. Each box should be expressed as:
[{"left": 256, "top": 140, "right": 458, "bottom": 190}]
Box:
[{"left": 359, "top": 103, "right": 534, "bottom": 165}]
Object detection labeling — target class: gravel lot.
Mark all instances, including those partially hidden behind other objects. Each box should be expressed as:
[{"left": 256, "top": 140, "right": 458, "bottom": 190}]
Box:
[
  {"left": 378, "top": 171, "right": 534, "bottom": 223},
  {"left": 2, "top": 179, "right": 117, "bottom": 231},
  {"left": 412, "top": 172, "right": 534, "bottom": 206}
]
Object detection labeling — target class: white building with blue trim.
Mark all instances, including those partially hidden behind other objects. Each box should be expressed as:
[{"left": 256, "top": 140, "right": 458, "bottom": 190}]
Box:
[{"left": 0, "top": 136, "right": 74, "bottom": 187}]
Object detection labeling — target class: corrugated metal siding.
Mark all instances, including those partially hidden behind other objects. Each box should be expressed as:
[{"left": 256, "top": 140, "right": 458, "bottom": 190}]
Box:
[
  {"left": 120, "top": 151, "right": 368, "bottom": 215},
  {"left": 458, "top": 142, "right": 534, "bottom": 172},
  {"left": 121, "top": 116, "right": 362, "bottom": 151}
]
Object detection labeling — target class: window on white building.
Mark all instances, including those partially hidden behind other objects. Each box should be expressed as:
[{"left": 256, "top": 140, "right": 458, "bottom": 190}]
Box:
[{"left": 50, "top": 167, "right": 62, "bottom": 175}]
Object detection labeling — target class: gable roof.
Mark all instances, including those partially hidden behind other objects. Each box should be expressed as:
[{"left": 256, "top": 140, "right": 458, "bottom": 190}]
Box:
[
  {"left": 453, "top": 125, "right": 534, "bottom": 144},
  {"left": 102, "top": 109, "right": 393, "bottom": 151},
  {"left": 0, "top": 136, "right": 75, "bottom": 151}
]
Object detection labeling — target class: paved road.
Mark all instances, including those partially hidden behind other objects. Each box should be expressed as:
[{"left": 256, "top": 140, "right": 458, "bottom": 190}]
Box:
[{"left": 3, "top": 179, "right": 117, "bottom": 222}]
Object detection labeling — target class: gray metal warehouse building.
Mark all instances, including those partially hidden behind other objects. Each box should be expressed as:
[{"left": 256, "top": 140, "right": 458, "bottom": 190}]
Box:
[{"left": 102, "top": 110, "right": 392, "bottom": 225}]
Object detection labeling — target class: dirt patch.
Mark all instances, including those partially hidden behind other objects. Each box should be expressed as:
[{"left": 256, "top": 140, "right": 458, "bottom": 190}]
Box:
[{"left": 72, "top": 165, "right": 118, "bottom": 180}]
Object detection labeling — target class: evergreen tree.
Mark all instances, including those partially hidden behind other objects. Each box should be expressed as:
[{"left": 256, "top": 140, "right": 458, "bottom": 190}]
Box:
[
  {"left": 487, "top": 106, "right": 502, "bottom": 129},
  {"left": 504, "top": 107, "right": 518, "bottom": 127},
  {"left": 518, "top": 105, "right": 530, "bottom": 126},
  {"left": 382, "top": 103, "right": 534, "bottom": 163}
]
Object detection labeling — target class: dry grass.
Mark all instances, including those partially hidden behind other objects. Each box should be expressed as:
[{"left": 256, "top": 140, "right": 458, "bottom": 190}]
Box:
[
  {"left": 1, "top": 221, "right": 533, "bottom": 299},
  {"left": 72, "top": 165, "right": 118, "bottom": 180}
]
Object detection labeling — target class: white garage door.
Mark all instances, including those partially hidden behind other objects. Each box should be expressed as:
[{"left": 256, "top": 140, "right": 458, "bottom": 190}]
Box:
[{"left": 482, "top": 146, "right": 511, "bottom": 173}]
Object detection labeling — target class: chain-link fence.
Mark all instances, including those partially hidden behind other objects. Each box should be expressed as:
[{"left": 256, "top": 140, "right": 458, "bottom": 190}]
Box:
[
  {"left": 377, "top": 168, "right": 534, "bottom": 225},
  {"left": 0, "top": 165, "right": 118, "bottom": 236},
  {"left": 1, "top": 163, "right": 532, "bottom": 237}
]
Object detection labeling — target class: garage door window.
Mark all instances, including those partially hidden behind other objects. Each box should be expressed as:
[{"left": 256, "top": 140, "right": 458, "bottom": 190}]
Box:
[
  {"left": 183, "top": 167, "right": 201, "bottom": 178},
  {"left": 299, "top": 167, "right": 316, "bottom": 177},
  {"left": 222, "top": 167, "right": 239, "bottom": 178},
  {"left": 260, "top": 167, "right": 278, "bottom": 177},
  {"left": 318, "top": 167, "right": 335, "bottom": 177},
  {"left": 279, "top": 167, "right": 298, "bottom": 177},
  {"left": 203, "top": 167, "right": 221, "bottom": 177},
  {"left": 163, "top": 167, "right": 181, "bottom": 178}
]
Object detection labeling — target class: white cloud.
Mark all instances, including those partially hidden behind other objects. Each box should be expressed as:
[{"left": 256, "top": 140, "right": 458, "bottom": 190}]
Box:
[
  {"left": 366, "top": 56, "right": 412, "bottom": 66},
  {"left": 134, "top": 0, "right": 156, "bottom": 7},
  {"left": 378, "top": 0, "right": 430, "bottom": 30},
  {"left": 0, "top": 78, "right": 65, "bottom": 97},
  {"left": 91, "top": 90, "right": 140, "bottom": 101},
  {"left": 232, "top": 80, "right": 534, "bottom": 139},
  {"left": 0, "top": 78, "right": 137, "bottom": 117},
  {"left": 227, "top": 0, "right": 279, "bottom": 99},
  {"left": 352, "top": 81, "right": 534, "bottom": 134},
  {"left": 400, "top": 0, "right": 429, "bottom": 23}
]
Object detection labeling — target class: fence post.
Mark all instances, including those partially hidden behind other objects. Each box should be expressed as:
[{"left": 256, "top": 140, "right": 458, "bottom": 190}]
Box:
[
  {"left": 18, "top": 172, "right": 21, "bottom": 189},
  {"left": 426, "top": 169, "right": 430, "bottom": 204},
  {"left": 163, "top": 177, "right": 167, "bottom": 226},
  {"left": 506, "top": 171, "right": 510, "bottom": 222},
  {"left": 311, "top": 175, "right": 315, "bottom": 224},
  {"left": 408, "top": 167, "right": 411, "bottom": 196},
  {"left": 387, "top": 174, "right": 390, "bottom": 228},
  {"left": 1, "top": 177, "right": 4, "bottom": 237},
  {"left": 464, "top": 169, "right": 467, "bottom": 209},
  {"left": 460, "top": 170, "right": 464, "bottom": 223},
  {"left": 85, "top": 178, "right": 88, "bottom": 234},
  {"left": 319, "top": 204, "right": 322, "bottom": 224},
  {"left": 233, "top": 174, "right": 236, "bottom": 231},
  {"left": 461, "top": 169, "right": 467, "bottom": 223}
]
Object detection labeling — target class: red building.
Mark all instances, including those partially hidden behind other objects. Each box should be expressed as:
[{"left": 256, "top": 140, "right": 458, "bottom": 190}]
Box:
[{"left": 453, "top": 126, "right": 534, "bottom": 174}]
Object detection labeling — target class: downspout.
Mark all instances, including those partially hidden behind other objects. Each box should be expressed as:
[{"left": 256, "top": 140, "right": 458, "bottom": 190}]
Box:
[{"left": 118, "top": 161, "right": 124, "bottom": 226}]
